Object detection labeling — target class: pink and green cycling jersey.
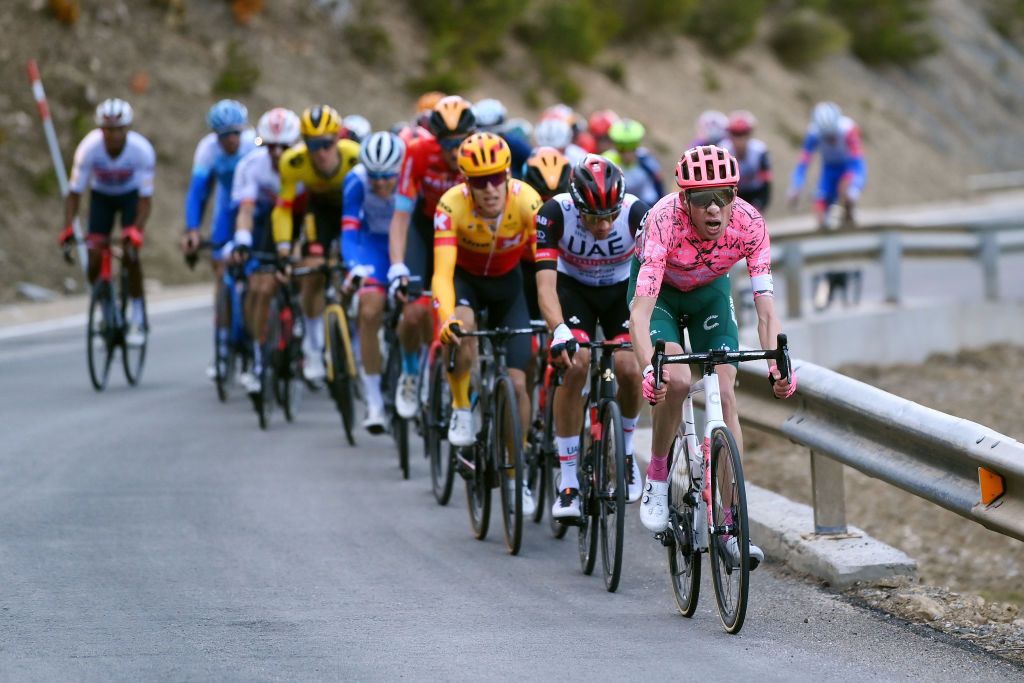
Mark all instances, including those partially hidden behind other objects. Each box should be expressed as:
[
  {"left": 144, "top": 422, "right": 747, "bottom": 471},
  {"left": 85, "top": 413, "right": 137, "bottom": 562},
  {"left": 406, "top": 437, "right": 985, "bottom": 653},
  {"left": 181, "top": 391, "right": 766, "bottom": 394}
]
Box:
[{"left": 633, "top": 194, "right": 774, "bottom": 300}]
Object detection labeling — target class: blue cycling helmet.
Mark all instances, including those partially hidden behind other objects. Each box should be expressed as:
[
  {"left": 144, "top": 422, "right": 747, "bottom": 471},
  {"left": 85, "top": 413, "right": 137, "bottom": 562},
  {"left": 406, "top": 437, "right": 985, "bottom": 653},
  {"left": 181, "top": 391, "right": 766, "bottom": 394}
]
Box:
[{"left": 207, "top": 99, "right": 249, "bottom": 134}]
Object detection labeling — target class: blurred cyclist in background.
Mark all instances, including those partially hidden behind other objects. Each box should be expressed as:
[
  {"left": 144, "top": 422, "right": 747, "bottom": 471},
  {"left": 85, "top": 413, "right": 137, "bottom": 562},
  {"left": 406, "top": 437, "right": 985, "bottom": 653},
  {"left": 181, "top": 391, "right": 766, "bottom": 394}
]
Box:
[
  {"left": 588, "top": 109, "right": 620, "bottom": 154},
  {"left": 787, "top": 101, "right": 867, "bottom": 230},
  {"left": 603, "top": 118, "right": 664, "bottom": 205},
  {"left": 692, "top": 109, "right": 728, "bottom": 147},
  {"left": 720, "top": 110, "right": 772, "bottom": 211},
  {"left": 341, "top": 114, "right": 372, "bottom": 144},
  {"left": 473, "top": 98, "right": 531, "bottom": 180}
]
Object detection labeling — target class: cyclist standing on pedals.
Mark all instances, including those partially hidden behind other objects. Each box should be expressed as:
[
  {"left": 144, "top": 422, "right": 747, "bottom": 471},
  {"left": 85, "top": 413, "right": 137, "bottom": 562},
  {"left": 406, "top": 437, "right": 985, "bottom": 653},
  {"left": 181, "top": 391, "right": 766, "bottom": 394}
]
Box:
[
  {"left": 473, "top": 98, "right": 531, "bottom": 180},
  {"left": 341, "top": 131, "right": 406, "bottom": 434},
  {"left": 272, "top": 105, "right": 361, "bottom": 384},
  {"left": 180, "top": 99, "right": 257, "bottom": 378},
  {"left": 386, "top": 95, "right": 476, "bottom": 420},
  {"left": 534, "top": 155, "right": 648, "bottom": 519},
  {"left": 603, "top": 118, "right": 665, "bottom": 206},
  {"left": 434, "top": 132, "right": 543, "bottom": 515},
  {"left": 787, "top": 101, "right": 867, "bottom": 230},
  {"left": 720, "top": 110, "right": 772, "bottom": 212},
  {"left": 229, "top": 107, "right": 302, "bottom": 398},
  {"left": 628, "top": 145, "right": 797, "bottom": 568},
  {"left": 61, "top": 98, "right": 155, "bottom": 347}
]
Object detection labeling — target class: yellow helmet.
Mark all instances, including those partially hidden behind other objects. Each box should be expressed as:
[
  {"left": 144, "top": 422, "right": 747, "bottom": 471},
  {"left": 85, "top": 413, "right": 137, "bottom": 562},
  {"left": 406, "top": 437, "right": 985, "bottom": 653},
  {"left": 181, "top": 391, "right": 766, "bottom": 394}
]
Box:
[
  {"left": 300, "top": 105, "right": 341, "bottom": 137},
  {"left": 457, "top": 133, "right": 511, "bottom": 177},
  {"left": 415, "top": 91, "right": 446, "bottom": 114}
]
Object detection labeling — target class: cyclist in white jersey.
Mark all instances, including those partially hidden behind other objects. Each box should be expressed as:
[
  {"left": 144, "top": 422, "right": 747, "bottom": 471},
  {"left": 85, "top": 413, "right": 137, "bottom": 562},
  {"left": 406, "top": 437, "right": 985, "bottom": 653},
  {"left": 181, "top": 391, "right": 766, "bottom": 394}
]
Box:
[
  {"left": 230, "top": 108, "right": 302, "bottom": 398},
  {"left": 535, "top": 155, "right": 648, "bottom": 518},
  {"left": 61, "top": 98, "right": 155, "bottom": 347}
]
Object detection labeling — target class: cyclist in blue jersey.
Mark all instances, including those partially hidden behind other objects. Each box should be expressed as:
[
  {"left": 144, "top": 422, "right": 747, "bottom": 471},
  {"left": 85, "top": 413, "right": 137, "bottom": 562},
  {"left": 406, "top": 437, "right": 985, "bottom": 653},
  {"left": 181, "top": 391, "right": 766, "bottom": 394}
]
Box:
[
  {"left": 473, "top": 98, "right": 531, "bottom": 180},
  {"left": 787, "top": 101, "right": 867, "bottom": 230},
  {"left": 342, "top": 131, "right": 406, "bottom": 432}
]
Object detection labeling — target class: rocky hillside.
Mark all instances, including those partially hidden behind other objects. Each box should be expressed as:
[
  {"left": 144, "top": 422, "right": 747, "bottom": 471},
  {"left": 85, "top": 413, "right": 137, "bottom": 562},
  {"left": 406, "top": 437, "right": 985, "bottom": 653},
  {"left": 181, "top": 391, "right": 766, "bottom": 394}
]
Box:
[{"left": 2, "top": 0, "right": 1023, "bottom": 301}]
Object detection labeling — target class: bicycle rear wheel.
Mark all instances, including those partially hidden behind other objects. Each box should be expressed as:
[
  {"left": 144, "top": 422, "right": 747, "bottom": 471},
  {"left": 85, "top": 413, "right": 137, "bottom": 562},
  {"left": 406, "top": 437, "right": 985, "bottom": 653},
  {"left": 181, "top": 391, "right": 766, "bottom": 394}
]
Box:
[
  {"left": 495, "top": 376, "right": 524, "bottom": 555},
  {"left": 214, "top": 282, "right": 236, "bottom": 402},
  {"left": 578, "top": 420, "right": 599, "bottom": 575},
  {"left": 527, "top": 371, "right": 546, "bottom": 524},
  {"left": 599, "top": 401, "right": 626, "bottom": 592},
  {"left": 120, "top": 272, "right": 146, "bottom": 386},
  {"left": 708, "top": 426, "right": 749, "bottom": 634},
  {"left": 384, "top": 340, "right": 409, "bottom": 479},
  {"left": 326, "top": 309, "right": 356, "bottom": 446},
  {"left": 256, "top": 302, "right": 282, "bottom": 430},
  {"left": 545, "top": 378, "right": 568, "bottom": 539},
  {"left": 86, "top": 281, "right": 115, "bottom": 392},
  {"left": 428, "top": 355, "right": 455, "bottom": 505},
  {"left": 464, "top": 442, "right": 491, "bottom": 541},
  {"left": 395, "top": 413, "right": 410, "bottom": 480},
  {"left": 668, "top": 434, "right": 701, "bottom": 617}
]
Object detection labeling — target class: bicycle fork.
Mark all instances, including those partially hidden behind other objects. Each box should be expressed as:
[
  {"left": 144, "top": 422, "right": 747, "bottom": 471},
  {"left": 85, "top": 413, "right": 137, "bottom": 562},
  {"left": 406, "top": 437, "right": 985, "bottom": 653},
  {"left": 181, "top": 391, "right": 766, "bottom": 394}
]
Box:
[{"left": 682, "top": 399, "right": 711, "bottom": 551}]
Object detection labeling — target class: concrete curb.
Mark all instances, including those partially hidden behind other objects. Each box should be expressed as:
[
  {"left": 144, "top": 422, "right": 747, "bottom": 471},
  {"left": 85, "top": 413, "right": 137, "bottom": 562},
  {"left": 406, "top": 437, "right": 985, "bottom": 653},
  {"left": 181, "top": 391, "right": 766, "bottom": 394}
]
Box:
[{"left": 632, "top": 427, "right": 917, "bottom": 589}]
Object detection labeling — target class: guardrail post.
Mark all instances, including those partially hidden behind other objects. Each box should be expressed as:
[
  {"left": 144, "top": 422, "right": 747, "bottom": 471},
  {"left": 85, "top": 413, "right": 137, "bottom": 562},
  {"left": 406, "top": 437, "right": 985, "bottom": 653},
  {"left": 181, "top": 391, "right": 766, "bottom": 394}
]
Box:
[
  {"left": 783, "top": 243, "right": 804, "bottom": 319},
  {"left": 811, "top": 450, "right": 848, "bottom": 535},
  {"left": 978, "top": 228, "right": 1000, "bottom": 301},
  {"left": 881, "top": 231, "right": 901, "bottom": 304}
]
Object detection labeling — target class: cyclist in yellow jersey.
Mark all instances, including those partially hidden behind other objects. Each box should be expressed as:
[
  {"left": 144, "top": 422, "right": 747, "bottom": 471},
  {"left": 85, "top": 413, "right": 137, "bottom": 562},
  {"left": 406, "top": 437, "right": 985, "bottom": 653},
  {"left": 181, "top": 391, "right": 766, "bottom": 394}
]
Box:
[
  {"left": 272, "top": 105, "right": 360, "bottom": 382},
  {"left": 434, "top": 134, "right": 542, "bottom": 516}
]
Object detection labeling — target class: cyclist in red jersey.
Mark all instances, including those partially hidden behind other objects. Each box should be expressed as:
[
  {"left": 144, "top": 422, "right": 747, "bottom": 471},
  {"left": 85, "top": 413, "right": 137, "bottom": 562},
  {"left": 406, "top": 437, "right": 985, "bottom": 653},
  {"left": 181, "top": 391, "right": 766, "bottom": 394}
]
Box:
[{"left": 386, "top": 95, "right": 476, "bottom": 419}]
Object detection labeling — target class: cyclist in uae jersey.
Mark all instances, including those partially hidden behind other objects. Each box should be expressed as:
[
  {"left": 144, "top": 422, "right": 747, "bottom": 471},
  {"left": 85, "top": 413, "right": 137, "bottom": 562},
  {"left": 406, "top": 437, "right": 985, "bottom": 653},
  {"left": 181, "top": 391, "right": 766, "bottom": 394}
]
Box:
[
  {"left": 787, "top": 101, "right": 867, "bottom": 230},
  {"left": 61, "top": 98, "right": 155, "bottom": 347},
  {"left": 340, "top": 131, "right": 406, "bottom": 433},
  {"left": 230, "top": 107, "right": 302, "bottom": 399},
  {"left": 386, "top": 96, "right": 475, "bottom": 418},
  {"left": 628, "top": 145, "right": 796, "bottom": 568},
  {"left": 434, "top": 133, "right": 542, "bottom": 515},
  {"left": 272, "top": 105, "right": 361, "bottom": 383},
  {"left": 535, "top": 155, "right": 648, "bottom": 519}
]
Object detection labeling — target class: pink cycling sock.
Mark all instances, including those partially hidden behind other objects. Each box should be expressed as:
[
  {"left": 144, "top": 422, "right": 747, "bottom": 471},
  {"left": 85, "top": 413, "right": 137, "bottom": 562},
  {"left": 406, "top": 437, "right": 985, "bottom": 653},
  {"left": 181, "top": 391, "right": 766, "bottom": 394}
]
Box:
[{"left": 647, "top": 452, "right": 669, "bottom": 482}]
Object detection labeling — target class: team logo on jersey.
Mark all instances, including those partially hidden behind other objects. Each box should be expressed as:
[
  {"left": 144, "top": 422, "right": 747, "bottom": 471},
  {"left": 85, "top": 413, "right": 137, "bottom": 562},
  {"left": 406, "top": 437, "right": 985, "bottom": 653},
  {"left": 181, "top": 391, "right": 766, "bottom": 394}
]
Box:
[
  {"left": 569, "top": 315, "right": 581, "bottom": 325},
  {"left": 498, "top": 234, "right": 523, "bottom": 249},
  {"left": 434, "top": 212, "right": 452, "bottom": 232},
  {"left": 703, "top": 315, "right": 719, "bottom": 331}
]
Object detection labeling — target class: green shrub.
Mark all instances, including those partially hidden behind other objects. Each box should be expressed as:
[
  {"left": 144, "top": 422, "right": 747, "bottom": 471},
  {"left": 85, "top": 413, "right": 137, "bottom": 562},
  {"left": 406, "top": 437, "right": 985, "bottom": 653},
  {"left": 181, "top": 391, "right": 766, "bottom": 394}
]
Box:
[
  {"left": 701, "top": 63, "right": 721, "bottom": 92},
  {"left": 769, "top": 8, "right": 849, "bottom": 69},
  {"left": 686, "top": 0, "right": 765, "bottom": 56},
  {"left": 986, "top": 0, "right": 1024, "bottom": 46},
  {"left": 827, "top": 0, "right": 940, "bottom": 65},
  {"left": 611, "top": 0, "right": 697, "bottom": 40},
  {"left": 212, "top": 39, "right": 260, "bottom": 96},
  {"left": 600, "top": 61, "right": 626, "bottom": 86}
]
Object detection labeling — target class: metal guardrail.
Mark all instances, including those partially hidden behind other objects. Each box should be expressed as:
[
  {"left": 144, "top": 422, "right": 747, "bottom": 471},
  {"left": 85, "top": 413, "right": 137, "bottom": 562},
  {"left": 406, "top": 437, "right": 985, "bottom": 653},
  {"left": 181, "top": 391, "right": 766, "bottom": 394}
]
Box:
[
  {"left": 758, "top": 222, "right": 1024, "bottom": 318},
  {"left": 735, "top": 360, "right": 1024, "bottom": 542}
]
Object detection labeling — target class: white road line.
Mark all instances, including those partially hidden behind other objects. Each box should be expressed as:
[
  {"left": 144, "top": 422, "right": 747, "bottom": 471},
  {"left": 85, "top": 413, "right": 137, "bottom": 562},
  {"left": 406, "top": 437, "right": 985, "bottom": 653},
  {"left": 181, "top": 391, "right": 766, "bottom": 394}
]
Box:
[{"left": 0, "top": 295, "right": 210, "bottom": 341}]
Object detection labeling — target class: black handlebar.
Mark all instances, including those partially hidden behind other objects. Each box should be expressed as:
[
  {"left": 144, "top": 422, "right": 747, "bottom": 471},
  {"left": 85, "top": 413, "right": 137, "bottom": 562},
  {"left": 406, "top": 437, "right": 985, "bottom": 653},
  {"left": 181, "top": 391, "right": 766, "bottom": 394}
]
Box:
[{"left": 650, "top": 334, "right": 791, "bottom": 393}]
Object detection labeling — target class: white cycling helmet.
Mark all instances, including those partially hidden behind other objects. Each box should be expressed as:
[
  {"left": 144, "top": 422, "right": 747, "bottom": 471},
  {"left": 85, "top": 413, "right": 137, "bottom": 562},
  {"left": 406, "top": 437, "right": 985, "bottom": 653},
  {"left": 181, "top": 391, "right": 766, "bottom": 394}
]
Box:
[
  {"left": 95, "top": 98, "right": 133, "bottom": 127},
  {"left": 695, "top": 110, "right": 728, "bottom": 145},
  {"left": 812, "top": 101, "right": 842, "bottom": 136},
  {"left": 534, "top": 117, "right": 573, "bottom": 150},
  {"left": 343, "top": 114, "right": 372, "bottom": 142},
  {"left": 256, "top": 107, "right": 301, "bottom": 146},
  {"left": 473, "top": 98, "right": 507, "bottom": 132},
  {"left": 359, "top": 131, "right": 406, "bottom": 176}
]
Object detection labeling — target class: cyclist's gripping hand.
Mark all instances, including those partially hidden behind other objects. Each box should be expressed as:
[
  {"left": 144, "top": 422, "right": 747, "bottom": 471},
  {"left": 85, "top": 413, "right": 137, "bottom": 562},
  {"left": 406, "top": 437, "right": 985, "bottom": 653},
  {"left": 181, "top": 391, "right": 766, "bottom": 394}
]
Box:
[
  {"left": 642, "top": 364, "right": 669, "bottom": 405},
  {"left": 58, "top": 225, "right": 75, "bottom": 264},
  {"left": 387, "top": 262, "right": 410, "bottom": 304},
  {"left": 548, "top": 323, "right": 574, "bottom": 367},
  {"left": 768, "top": 362, "right": 797, "bottom": 399},
  {"left": 439, "top": 316, "right": 462, "bottom": 347}
]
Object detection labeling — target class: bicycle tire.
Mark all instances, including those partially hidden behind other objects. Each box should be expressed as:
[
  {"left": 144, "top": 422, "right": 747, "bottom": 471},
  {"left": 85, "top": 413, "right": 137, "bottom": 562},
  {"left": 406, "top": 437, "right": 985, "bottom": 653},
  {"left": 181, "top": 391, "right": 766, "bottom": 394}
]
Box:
[
  {"left": 494, "top": 375, "right": 524, "bottom": 555},
  {"left": 668, "top": 434, "right": 701, "bottom": 617},
  {"left": 546, "top": 381, "right": 568, "bottom": 540},
  {"left": 708, "top": 426, "right": 749, "bottom": 634},
  {"left": 214, "top": 281, "right": 235, "bottom": 403},
  {"left": 119, "top": 270, "right": 146, "bottom": 386},
  {"left": 326, "top": 310, "right": 356, "bottom": 446},
  {"left": 257, "top": 299, "right": 283, "bottom": 431},
  {"left": 465, "top": 442, "right": 491, "bottom": 541},
  {"left": 428, "top": 355, "right": 455, "bottom": 505},
  {"left": 578, "top": 416, "right": 599, "bottom": 575},
  {"left": 396, "top": 414, "right": 410, "bottom": 480},
  {"left": 599, "top": 400, "right": 626, "bottom": 592},
  {"left": 86, "top": 281, "right": 113, "bottom": 392},
  {"left": 527, "top": 370, "right": 546, "bottom": 524}
]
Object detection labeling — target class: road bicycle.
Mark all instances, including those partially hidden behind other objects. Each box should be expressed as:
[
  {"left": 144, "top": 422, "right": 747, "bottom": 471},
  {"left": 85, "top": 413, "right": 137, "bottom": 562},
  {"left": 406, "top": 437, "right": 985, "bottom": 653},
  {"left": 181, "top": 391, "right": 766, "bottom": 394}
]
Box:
[
  {"left": 557, "top": 339, "right": 631, "bottom": 593},
  {"left": 83, "top": 242, "right": 147, "bottom": 391},
  {"left": 450, "top": 321, "right": 540, "bottom": 555},
  {"left": 380, "top": 277, "right": 422, "bottom": 480},
  {"left": 523, "top": 322, "right": 550, "bottom": 524},
  {"left": 652, "top": 330, "right": 791, "bottom": 634},
  {"left": 424, "top": 334, "right": 455, "bottom": 505},
  {"left": 293, "top": 261, "right": 359, "bottom": 446},
  {"left": 214, "top": 259, "right": 252, "bottom": 403}
]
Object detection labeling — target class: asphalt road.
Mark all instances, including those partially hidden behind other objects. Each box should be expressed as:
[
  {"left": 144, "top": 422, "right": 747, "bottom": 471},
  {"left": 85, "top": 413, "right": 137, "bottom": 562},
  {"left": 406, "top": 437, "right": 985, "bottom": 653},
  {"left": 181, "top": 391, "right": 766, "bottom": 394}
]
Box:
[{"left": 0, "top": 306, "right": 1020, "bottom": 681}]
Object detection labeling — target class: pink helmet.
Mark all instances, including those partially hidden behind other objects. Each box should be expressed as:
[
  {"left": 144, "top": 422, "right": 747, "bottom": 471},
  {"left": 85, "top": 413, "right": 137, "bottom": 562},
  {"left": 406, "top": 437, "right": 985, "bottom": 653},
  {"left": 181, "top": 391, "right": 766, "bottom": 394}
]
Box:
[{"left": 675, "top": 145, "right": 740, "bottom": 190}]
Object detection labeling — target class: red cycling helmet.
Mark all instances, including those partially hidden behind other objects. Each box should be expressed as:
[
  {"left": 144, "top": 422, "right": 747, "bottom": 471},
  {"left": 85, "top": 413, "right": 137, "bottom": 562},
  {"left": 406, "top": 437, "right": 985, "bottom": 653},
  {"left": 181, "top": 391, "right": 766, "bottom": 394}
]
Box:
[
  {"left": 727, "top": 110, "right": 757, "bottom": 136},
  {"left": 587, "top": 109, "right": 619, "bottom": 139},
  {"left": 569, "top": 154, "right": 625, "bottom": 216},
  {"left": 675, "top": 145, "right": 740, "bottom": 190}
]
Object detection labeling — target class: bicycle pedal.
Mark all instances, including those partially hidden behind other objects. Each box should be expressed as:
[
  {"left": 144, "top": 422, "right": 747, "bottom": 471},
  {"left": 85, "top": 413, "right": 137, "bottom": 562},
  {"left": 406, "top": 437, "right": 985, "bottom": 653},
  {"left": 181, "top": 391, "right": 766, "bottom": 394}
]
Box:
[{"left": 654, "top": 531, "right": 673, "bottom": 547}]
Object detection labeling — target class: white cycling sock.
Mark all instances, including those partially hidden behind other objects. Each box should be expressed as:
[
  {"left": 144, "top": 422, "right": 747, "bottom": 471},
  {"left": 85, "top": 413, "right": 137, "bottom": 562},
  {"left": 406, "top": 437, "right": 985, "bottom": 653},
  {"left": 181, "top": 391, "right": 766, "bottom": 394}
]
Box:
[
  {"left": 362, "top": 373, "right": 383, "bottom": 411},
  {"left": 303, "top": 315, "right": 323, "bottom": 355},
  {"left": 622, "top": 414, "right": 640, "bottom": 456},
  {"left": 555, "top": 435, "right": 580, "bottom": 491},
  {"left": 131, "top": 298, "right": 145, "bottom": 325}
]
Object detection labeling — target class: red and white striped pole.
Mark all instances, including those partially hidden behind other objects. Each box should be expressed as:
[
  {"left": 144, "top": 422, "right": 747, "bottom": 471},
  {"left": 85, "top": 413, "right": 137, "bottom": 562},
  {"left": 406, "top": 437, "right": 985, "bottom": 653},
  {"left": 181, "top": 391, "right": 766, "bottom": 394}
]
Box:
[{"left": 27, "top": 59, "right": 87, "bottom": 272}]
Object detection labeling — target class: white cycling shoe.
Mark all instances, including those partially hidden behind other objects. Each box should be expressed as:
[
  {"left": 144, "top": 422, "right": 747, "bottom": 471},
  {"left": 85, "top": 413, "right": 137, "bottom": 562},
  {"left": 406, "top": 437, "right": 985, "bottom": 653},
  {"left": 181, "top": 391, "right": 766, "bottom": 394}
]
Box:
[
  {"left": 640, "top": 479, "right": 670, "bottom": 532},
  {"left": 303, "top": 353, "right": 326, "bottom": 383},
  {"left": 625, "top": 454, "right": 642, "bottom": 503},
  {"left": 125, "top": 322, "right": 146, "bottom": 347},
  {"left": 395, "top": 373, "right": 419, "bottom": 419},
  {"left": 551, "top": 487, "right": 581, "bottom": 519},
  {"left": 363, "top": 404, "right": 386, "bottom": 434},
  {"left": 507, "top": 481, "right": 536, "bottom": 516},
  {"left": 448, "top": 409, "right": 475, "bottom": 447},
  {"left": 239, "top": 371, "right": 261, "bottom": 395},
  {"left": 724, "top": 536, "right": 765, "bottom": 571}
]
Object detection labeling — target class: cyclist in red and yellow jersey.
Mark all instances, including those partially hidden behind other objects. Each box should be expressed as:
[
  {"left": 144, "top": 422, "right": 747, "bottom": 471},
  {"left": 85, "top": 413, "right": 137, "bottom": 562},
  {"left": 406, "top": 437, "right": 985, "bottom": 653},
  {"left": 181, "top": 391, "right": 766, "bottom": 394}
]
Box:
[{"left": 433, "top": 135, "right": 542, "bottom": 492}]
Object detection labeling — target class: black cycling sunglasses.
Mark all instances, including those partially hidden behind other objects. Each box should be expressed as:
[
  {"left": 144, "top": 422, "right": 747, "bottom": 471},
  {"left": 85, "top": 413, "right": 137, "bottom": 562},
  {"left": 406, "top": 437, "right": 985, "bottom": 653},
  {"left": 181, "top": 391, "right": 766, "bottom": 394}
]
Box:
[
  {"left": 685, "top": 187, "right": 736, "bottom": 209},
  {"left": 305, "top": 136, "right": 335, "bottom": 152}
]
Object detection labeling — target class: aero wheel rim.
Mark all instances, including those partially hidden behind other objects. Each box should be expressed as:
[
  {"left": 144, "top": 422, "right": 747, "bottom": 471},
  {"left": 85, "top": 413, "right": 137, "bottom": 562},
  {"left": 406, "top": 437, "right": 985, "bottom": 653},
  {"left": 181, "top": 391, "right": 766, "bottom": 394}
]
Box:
[
  {"left": 599, "top": 405, "right": 625, "bottom": 591},
  {"left": 87, "top": 292, "right": 111, "bottom": 391},
  {"left": 709, "top": 429, "right": 748, "bottom": 633}
]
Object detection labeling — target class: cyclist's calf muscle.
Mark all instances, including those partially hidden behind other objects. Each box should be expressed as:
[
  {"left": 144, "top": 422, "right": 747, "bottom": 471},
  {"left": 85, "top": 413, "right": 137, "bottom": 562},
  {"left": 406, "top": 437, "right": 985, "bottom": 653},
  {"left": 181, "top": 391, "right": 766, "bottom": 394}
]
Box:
[{"left": 358, "top": 289, "right": 385, "bottom": 374}]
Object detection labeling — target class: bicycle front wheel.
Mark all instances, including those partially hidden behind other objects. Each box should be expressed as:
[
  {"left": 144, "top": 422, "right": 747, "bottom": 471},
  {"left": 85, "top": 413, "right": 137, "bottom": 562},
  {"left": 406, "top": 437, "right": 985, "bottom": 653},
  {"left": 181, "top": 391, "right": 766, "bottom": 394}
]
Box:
[
  {"left": 708, "top": 426, "right": 750, "bottom": 634},
  {"left": 214, "top": 282, "right": 236, "bottom": 403},
  {"left": 599, "top": 401, "right": 626, "bottom": 592},
  {"left": 86, "top": 282, "right": 114, "bottom": 392},
  {"left": 494, "top": 376, "right": 524, "bottom": 556},
  {"left": 668, "top": 434, "right": 701, "bottom": 617},
  {"left": 578, "top": 417, "right": 599, "bottom": 575},
  {"left": 326, "top": 309, "right": 356, "bottom": 446},
  {"left": 428, "top": 355, "right": 455, "bottom": 505},
  {"left": 545, "top": 381, "right": 568, "bottom": 540},
  {"left": 120, "top": 278, "right": 146, "bottom": 386}
]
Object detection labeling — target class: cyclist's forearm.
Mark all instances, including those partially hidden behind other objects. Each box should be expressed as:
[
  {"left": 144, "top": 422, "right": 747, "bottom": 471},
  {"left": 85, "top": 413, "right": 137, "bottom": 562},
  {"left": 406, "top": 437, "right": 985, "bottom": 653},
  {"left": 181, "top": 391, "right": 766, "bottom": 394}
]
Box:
[
  {"left": 135, "top": 196, "right": 152, "bottom": 230},
  {"left": 629, "top": 296, "right": 656, "bottom": 368},
  {"left": 64, "top": 192, "right": 80, "bottom": 227},
  {"left": 536, "top": 269, "right": 563, "bottom": 330},
  {"left": 754, "top": 295, "right": 781, "bottom": 349},
  {"left": 236, "top": 201, "right": 255, "bottom": 235},
  {"left": 388, "top": 209, "right": 410, "bottom": 265}
]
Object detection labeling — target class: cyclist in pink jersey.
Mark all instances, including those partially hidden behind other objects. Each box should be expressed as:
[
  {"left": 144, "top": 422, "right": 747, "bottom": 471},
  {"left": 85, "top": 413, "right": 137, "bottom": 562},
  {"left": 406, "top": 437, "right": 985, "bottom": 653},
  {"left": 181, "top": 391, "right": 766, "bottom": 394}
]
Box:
[{"left": 627, "top": 145, "right": 797, "bottom": 567}]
